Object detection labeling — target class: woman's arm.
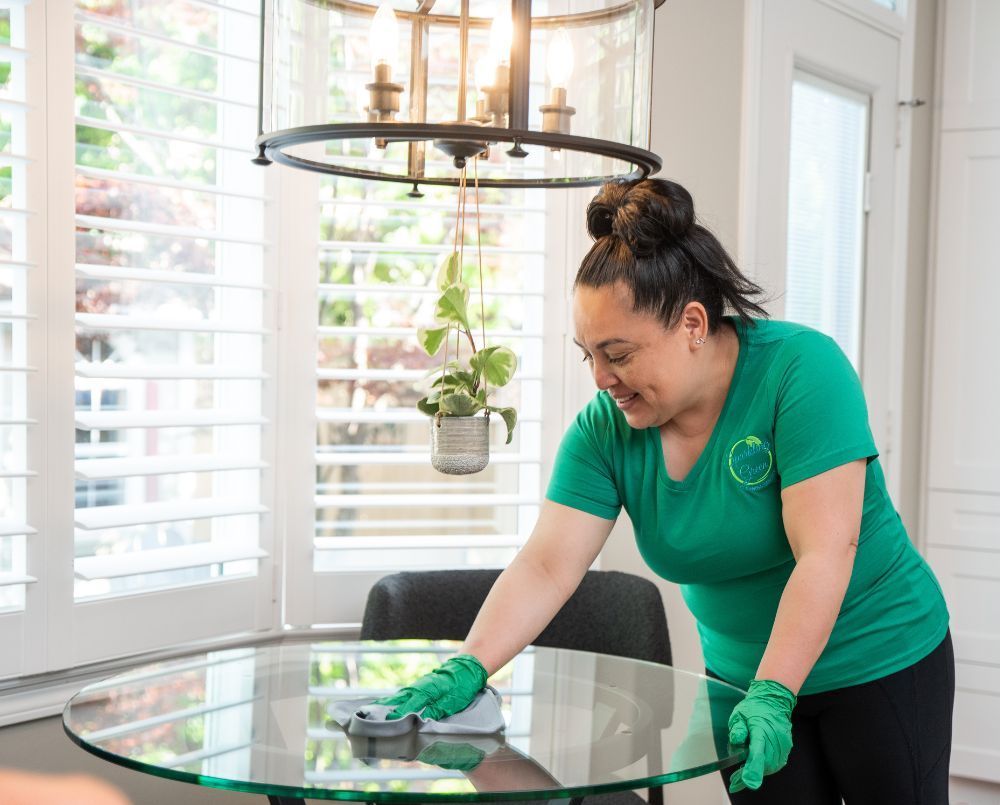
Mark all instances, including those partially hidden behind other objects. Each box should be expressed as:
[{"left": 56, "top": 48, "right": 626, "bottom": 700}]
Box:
[
  {"left": 461, "top": 500, "right": 616, "bottom": 675},
  {"left": 754, "top": 458, "right": 867, "bottom": 694}
]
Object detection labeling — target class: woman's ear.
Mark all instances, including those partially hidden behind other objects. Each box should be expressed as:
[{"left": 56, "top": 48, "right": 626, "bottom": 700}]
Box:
[{"left": 680, "top": 302, "right": 709, "bottom": 345}]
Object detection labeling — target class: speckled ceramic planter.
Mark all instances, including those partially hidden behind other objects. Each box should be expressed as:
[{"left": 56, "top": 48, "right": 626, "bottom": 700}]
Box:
[{"left": 430, "top": 415, "right": 490, "bottom": 474}]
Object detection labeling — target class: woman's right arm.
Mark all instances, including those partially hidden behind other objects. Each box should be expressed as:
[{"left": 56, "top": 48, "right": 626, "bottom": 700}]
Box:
[{"left": 460, "top": 499, "right": 617, "bottom": 675}]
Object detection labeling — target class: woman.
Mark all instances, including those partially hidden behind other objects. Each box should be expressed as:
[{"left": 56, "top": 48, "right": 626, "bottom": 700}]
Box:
[{"left": 379, "top": 178, "right": 953, "bottom": 803}]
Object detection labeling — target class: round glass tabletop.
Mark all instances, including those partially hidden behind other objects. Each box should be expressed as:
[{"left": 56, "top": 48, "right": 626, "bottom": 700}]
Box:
[{"left": 63, "top": 640, "right": 747, "bottom": 802}]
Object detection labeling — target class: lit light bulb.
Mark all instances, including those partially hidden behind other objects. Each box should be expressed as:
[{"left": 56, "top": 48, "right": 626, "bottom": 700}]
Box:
[
  {"left": 369, "top": 1, "right": 399, "bottom": 72},
  {"left": 489, "top": 7, "right": 513, "bottom": 66},
  {"left": 475, "top": 56, "right": 495, "bottom": 92},
  {"left": 547, "top": 28, "right": 574, "bottom": 89}
]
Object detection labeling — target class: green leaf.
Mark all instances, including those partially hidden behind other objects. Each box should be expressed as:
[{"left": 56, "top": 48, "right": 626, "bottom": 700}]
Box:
[
  {"left": 417, "top": 396, "right": 440, "bottom": 416},
  {"left": 487, "top": 406, "right": 518, "bottom": 445},
  {"left": 435, "top": 284, "right": 471, "bottom": 331},
  {"left": 439, "top": 392, "right": 482, "bottom": 417},
  {"left": 435, "top": 252, "right": 461, "bottom": 291},
  {"left": 470, "top": 345, "right": 518, "bottom": 387},
  {"left": 418, "top": 325, "right": 450, "bottom": 356}
]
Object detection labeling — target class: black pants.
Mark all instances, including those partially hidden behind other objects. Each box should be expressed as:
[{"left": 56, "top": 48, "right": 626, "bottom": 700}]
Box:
[{"left": 707, "top": 631, "right": 955, "bottom": 805}]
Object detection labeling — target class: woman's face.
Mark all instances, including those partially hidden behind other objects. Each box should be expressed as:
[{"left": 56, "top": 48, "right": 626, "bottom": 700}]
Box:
[{"left": 572, "top": 282, "right": 704, "bottom": 430}]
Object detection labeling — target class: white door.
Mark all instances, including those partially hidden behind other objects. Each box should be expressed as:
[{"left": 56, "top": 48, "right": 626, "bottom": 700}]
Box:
[{"left": 742, "top": 0, "right": 901, "bottom": 488}]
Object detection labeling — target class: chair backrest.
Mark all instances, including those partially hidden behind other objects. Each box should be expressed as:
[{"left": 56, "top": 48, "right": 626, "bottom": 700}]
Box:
[{"left": 360, "top": 568, "right": 671, "bottom": 666}]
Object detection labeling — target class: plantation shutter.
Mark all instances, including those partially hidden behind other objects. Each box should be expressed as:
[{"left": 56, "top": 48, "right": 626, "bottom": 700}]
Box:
[
  {"left": 0, "top": 0, "right": 39, "bottom": 679},
  {"left": 69, "top": 0, "right": 273, "bottom": 658},
  {"left": 299, "top": 3, "right": 553, "bottom": 619}
]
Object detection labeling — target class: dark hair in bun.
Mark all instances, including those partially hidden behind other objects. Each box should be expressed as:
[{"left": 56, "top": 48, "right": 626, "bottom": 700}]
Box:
[{"left": 577, "top": 178, "right": 768, "bottom": 331}]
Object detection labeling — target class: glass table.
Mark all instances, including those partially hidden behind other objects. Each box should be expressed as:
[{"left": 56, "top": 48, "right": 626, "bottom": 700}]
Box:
[{"left": 63, "top": 640, "right": 748, "bottom": 804}]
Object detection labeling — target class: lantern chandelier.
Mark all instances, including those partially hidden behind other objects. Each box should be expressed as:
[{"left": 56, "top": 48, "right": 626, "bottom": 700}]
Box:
[{"left": 255, "top": 0, "right": 664, "bottom": 191}]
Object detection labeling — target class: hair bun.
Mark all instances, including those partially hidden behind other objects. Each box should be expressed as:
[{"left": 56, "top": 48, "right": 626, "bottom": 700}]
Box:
[
  {"left": 585, "top": 178, "right": 695, "bottom": 256},
  {"left": 586, "top": 203, "right": 615, "bottom": 238}
]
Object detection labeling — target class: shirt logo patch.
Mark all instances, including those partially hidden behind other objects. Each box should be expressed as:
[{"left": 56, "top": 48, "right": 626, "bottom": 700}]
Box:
[{"left": 728, "top": 435, "right": 774, "bottom": 490}]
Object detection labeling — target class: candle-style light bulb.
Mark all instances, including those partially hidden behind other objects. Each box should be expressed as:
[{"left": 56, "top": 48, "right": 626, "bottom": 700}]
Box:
[
  {"left": 539, "top": 27, "right": 575, "bottom": 137},
  {"left": 475, "top": 56, "right": 495, "bottom": 93},
  {"left": 365, "top": 0, "right": 404, "bottom": 140},
  {"left": 489, "top": 9, "right": 513, "bottom": 66},
  {"left": 370, "top": 1, "right": 399, "bottom": 73},
  {"left": 547, "top": 28, "right": 574, "bottom": 89}
]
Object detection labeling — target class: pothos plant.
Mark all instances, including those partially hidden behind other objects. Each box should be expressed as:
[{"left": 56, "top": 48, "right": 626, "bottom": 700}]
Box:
[
  {"left": 416, "top": 163, "right": 518, "bottom": 445},
  {"left": 416, "top": 252, "right": 518, "bottom": 443}
]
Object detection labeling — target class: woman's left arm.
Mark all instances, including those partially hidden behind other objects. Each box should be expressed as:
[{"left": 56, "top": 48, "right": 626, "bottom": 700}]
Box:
[{"left": 756, "top": 457, "right": 867, "bottom": 694}]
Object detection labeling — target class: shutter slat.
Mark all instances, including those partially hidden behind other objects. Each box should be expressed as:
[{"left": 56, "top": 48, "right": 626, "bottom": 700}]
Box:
[
  {"left": 75, "top": 214, "right": 268, "bottom": 246},
  {"left": 76, "top": 166, "right": 266, "bottom": 202},
  {"left": 75, "top": 64, "right": 256, "bottom": 109},
  {"left": 74, "top": 499, "right": 268, "bottom": 530},
  {"left": 0, "top": 314, "right": 38, "bottom": 322},
  {"left": 318, "top": 283, "right": 543, "bottom": 299},
  {"left": 316, "top": 368, "right": 541, "bottom": 382},
  {"left": 0, "top": 45, "right": 27, "bottom": 61},
  {"left": 75, "top": 115, "right": 253, "bottom": 155},
  {"left": 75, "top": 544, "right": 268, "bottom": 581},
  {"left": 76, "top": 455, "right": 267, "bottom": 480},
  {"left": 0, "top": 98, "right": 28, "bottom": 113},
  {"left": 76, "top": 362, "right": 267, "bottom": 380},
  {"left": 0, "top": 522, "right": 37, "bottom": 537},
  {"left": 319, "top": 240, "right": 543, "bottom": 257},
  {"left": 74, "top": 410, "right": 268, "bottom": 430},
  {"left": 315, "top": 534, "right": 524, "bottom": 550},
  {"left": 314, "top": 493, "right": 537, "bottom": 509},
  {"left": 76, "top": 264, "right": 268, "bottom": 290},
  {"left": 76, "top": 313, "right": 268, "bottom": 334},
  {"left": 321, "top": 197, "right": 543, "bottom": 214},
  {"left": 315, "top": 451, "right": 539, "bottom": 466},
  {"left": 317, "top": 326, "right": 540, "bottom": 339},
  {"left": 315, "top": 408, "right": 539, "bottom": 424},
  {"left": 0, "top": 470, "right": 37, "bottom": 479},
  {"left": 0, "top": 365, "right": 37, "bottom": 373},
  {"left": 74, "top": 10, "right": 258, "bottom": 63},
  {"left": 317, "top": 518, "right": 496, "bottom": 530},
  {"left": 0, "top": 573, "right": 37, "bottom": 589}
]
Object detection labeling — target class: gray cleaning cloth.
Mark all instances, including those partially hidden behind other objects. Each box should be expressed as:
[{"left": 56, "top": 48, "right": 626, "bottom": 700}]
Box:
[{"left": 328, "top": 685, "right": 506, "bottom": 737}]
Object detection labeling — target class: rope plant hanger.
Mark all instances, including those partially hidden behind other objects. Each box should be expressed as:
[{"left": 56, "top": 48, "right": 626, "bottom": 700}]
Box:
[{"left": 416, "top": 157, "right": 517, "bottom": 474}]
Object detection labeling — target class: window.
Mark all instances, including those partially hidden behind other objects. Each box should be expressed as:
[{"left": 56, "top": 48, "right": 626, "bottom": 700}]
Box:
[
  {"left": 72, "top": 0, "right": 269, "bottom": 599},
  {"left": 785, "top": 70, "right": 869, "bottom": 369},
  {"left": 0, "top": 0, "right": 570, "bottom": 692}
]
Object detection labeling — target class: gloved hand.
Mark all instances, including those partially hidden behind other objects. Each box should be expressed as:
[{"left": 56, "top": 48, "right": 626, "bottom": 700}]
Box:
[
  {"left": 726, "top": 679, "right": 797, "bottom": 793},
  {"left": 375, "top": 654, "right": 488, "bottom": 721}
]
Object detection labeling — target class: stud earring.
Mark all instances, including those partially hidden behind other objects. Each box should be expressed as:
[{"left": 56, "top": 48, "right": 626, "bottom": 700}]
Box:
[{"left": 695, "top": 337, "right": 706, "bottom": 345}]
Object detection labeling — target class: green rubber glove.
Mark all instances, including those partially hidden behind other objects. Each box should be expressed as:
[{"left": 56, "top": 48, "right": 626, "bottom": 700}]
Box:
[
  {"left": 416, "top": 740, "right": 487, "bottom": 771},
  {"left": 375, "top": 654, "right": 488, "bottom": 721},
  {"left": 727, "top": 679, "right": 797, "bottom": 793}
]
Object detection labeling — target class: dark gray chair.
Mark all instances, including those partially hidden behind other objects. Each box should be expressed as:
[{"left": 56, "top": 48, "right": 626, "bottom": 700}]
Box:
[
  {"left": 360, "top": 568, "right": 671, "bottom": 805},
  {"left": 361, "top": 568, "right": 671, "bottom": 666}
]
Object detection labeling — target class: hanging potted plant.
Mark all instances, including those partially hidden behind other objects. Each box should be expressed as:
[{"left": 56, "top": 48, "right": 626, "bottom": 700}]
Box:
[{"left": 416, "top": 159, "right": 517, "bottom": 475}]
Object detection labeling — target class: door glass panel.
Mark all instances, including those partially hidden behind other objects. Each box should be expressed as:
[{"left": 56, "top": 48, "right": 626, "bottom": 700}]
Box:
[{"left": 785, "top": 70, "right": 869, "bottom": 370}]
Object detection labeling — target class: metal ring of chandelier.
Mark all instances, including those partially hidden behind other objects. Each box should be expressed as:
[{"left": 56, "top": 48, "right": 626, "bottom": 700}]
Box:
[{"left": 258, "top": 123, "right": 662, "bottom": 189}]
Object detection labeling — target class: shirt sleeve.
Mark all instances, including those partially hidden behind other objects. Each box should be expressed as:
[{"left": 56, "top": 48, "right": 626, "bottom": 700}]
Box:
[
  {"left": 545, "top": 397, "right": 622, "bottom": 520},
  {"left": 773, "top": 331, "right": 879, "bottom": 489}
]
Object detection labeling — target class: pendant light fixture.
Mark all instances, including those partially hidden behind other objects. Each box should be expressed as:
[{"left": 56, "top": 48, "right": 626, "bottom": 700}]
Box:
[{"left": 254, "top": 0, "right": 663, "bottom": 191}]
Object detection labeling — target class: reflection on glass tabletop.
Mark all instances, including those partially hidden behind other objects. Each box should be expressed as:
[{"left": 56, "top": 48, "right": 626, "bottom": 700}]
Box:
[{"left": 63, "top": 640, "right": 747, "bottom": 802}]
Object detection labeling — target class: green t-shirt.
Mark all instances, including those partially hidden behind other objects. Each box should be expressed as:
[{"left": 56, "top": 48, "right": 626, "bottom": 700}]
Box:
[{"left": 546, "top": 317, "right": 949, "bottom": 695}]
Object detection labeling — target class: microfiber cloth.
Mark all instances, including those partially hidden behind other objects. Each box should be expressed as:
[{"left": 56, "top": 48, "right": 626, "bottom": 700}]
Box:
[{"left": 328, "top": 685, "right": 506, "bottom": 737}]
